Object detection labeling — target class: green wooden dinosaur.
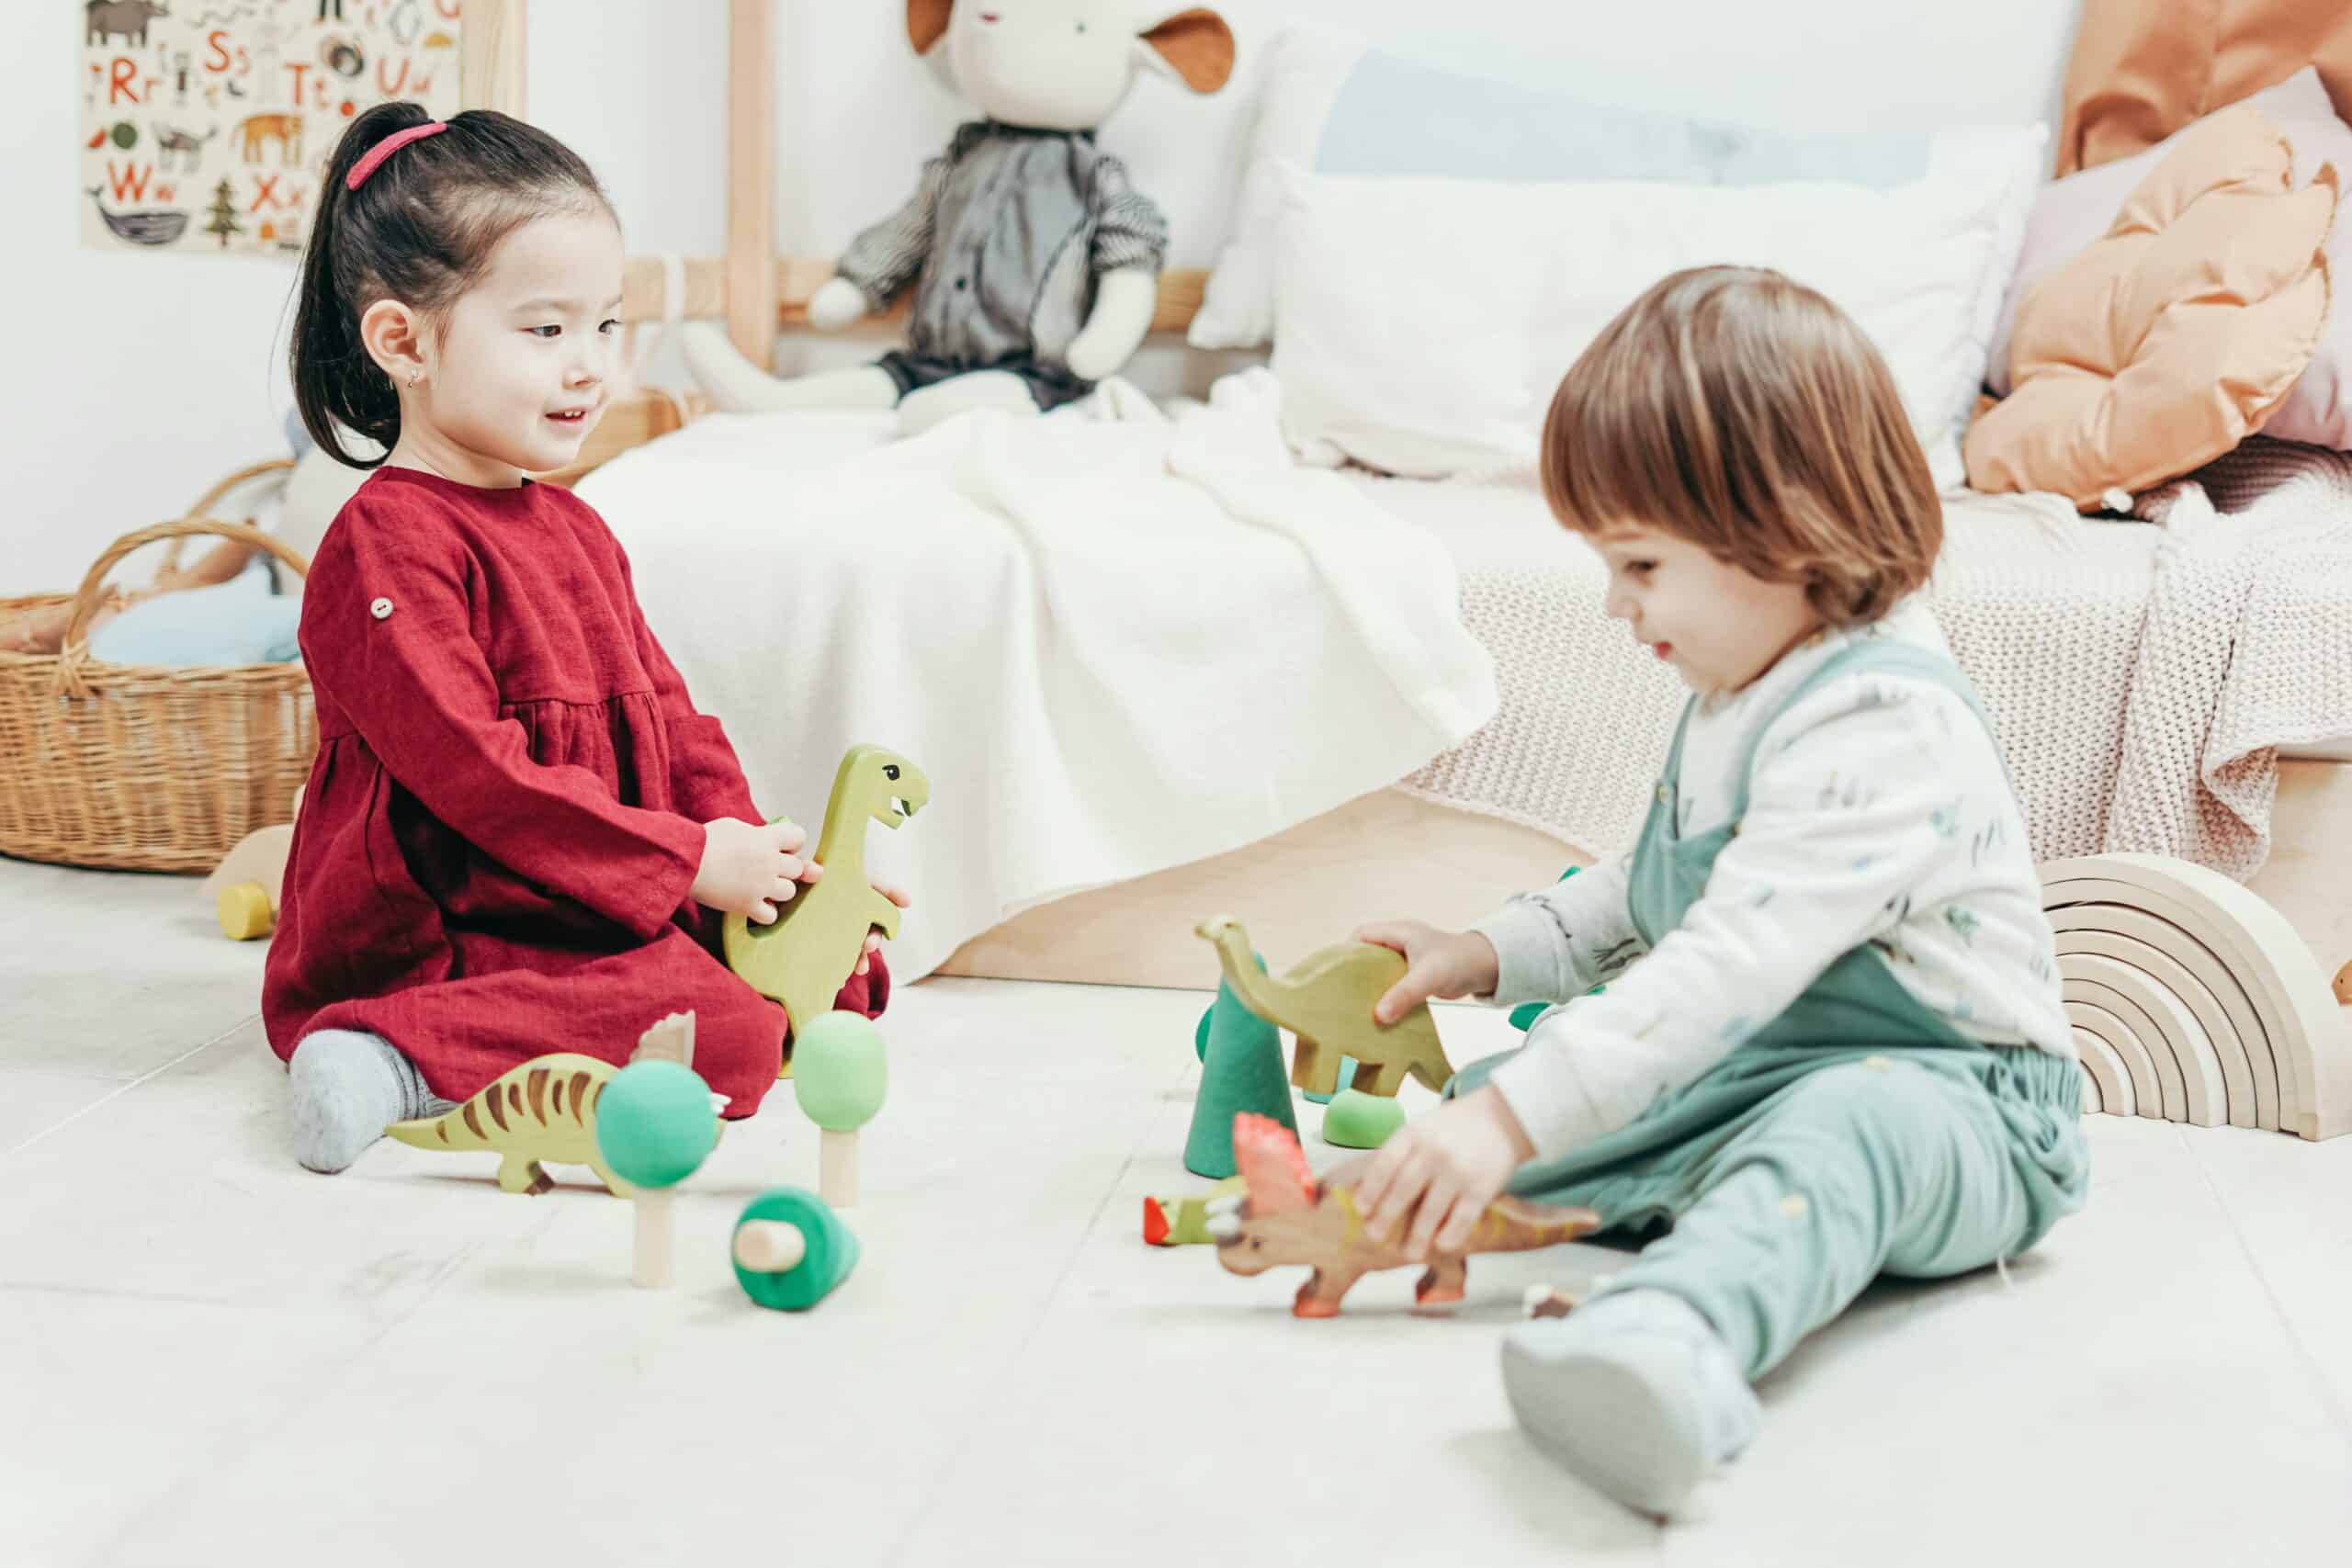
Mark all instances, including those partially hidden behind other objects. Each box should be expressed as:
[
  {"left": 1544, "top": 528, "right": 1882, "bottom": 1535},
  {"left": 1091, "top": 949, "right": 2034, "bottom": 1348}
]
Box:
[
  {"left": 1195, "top": 916, "right": 1455, "bottom": 1099},
  {"left": 725, "top": 745, "right": 929, "bottom": 1075},
  {"left": 385, "top": 1054, "right": 632, "bottom": 1196}
]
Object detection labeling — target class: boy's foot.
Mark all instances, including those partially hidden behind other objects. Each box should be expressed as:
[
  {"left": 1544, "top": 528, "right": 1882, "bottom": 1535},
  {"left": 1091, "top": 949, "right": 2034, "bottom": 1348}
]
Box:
[
  {"left": 1499, "top": 1288, "right": 1760, "bottom": 1518},
  {"left": 287, "top": 1030, "right": 451, "bottom": 1174}
]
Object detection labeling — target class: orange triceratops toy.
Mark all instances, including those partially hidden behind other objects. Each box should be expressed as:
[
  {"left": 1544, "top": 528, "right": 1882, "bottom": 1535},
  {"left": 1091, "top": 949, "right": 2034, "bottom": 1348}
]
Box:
[{"left": 1205, "top": 1112, "right": 1601, "bottom": 1317}]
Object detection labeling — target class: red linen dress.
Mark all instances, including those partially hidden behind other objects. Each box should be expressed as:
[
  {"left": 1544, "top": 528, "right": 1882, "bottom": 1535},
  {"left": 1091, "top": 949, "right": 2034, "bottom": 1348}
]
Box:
[{"left": 262, "top": 467, "right": 885, "bottom": 1115}]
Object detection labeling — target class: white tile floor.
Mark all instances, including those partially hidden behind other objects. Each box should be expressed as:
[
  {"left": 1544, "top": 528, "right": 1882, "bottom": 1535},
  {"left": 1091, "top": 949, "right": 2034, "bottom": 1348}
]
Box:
[{"left": 4, "top": 855, "right": 2350, "bottom": 1567}]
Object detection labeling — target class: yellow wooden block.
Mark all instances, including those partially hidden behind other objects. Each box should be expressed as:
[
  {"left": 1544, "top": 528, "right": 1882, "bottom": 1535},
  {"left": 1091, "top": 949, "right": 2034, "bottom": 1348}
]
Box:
[{"left": 217, "top": 882, "right": 274, "bottom": 942}]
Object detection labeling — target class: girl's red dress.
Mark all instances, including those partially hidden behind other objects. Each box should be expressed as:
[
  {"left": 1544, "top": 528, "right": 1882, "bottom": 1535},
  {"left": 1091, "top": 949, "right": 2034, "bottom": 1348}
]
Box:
[{"left": 262, "top": 467, "right": 884, "bottom": 1115}]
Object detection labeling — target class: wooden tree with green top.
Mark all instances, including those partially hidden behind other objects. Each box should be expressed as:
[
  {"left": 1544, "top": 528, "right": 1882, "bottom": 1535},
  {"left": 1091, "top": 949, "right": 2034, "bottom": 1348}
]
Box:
[{"left": 795, "top": 1011, "right": 888, "bottom": 1207}]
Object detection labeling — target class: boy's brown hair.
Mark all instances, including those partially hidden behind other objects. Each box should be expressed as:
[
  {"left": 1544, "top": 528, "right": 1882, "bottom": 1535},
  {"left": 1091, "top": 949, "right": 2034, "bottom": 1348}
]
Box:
[{"left": 1540, "top": 265, "right": 1940, "bottom": 626}]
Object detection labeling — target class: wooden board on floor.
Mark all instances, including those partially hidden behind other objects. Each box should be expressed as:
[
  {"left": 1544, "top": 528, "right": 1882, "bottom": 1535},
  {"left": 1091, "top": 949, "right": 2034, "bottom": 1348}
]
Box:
[
  {"left": 939, "top": 762, "right": 2352, "bottom": 1011},
  {"left": 935, "top": 789, "right": 1589, "bottom": 992}
]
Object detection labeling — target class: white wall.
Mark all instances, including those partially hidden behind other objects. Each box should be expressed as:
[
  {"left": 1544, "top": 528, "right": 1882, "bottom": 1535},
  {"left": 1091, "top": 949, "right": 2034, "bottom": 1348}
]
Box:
[{"left": 7, "top": 0, "right": 2080, "bottom": 591}]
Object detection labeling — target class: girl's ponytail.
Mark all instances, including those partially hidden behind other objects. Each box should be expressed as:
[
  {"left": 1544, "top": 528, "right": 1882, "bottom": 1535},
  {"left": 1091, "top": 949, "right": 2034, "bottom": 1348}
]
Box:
[
  {"left": 289, "top": 101, "right": 436, "bottom": 468},
  {"left": 288, "top": 103, "right": 609, "bottom": 469}
]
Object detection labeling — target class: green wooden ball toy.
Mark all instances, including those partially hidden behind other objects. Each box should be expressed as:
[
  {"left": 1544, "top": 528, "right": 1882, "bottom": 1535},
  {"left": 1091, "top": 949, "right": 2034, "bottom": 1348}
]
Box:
[
  {"left": 594, "top": 1060, "right": 719, "bottom": 1189},
  {"left": 794, "top": 1011, "right": 888, "bottom": 1131}
]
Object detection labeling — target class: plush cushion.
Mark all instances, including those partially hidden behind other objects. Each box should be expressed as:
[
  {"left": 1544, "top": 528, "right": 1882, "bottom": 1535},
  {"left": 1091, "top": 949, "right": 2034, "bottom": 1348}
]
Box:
[
  {"left": 87, "top": 557, "right": 301, "bottom": 668},
  {"left": 1992, "top": 69, "right": 2352, "bottom": 449},
  {"left": 1190, "top": 27, "right": 1942, "bottom": 353},
  {"left": 1964, "top": 107, "right": 2336, "bottom": 509},
  {"left": 2055, "top": 0, "right": 2352, "bottom": 175},
  {"left": 1267, "top": 129, "right": 2043, "bottom": 485}
]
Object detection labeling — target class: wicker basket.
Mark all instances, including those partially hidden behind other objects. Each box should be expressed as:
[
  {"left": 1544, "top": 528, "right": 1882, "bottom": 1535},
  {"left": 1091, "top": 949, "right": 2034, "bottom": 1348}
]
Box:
[{"left": 0, "top": 494, "right": 315, "bottom": 873}]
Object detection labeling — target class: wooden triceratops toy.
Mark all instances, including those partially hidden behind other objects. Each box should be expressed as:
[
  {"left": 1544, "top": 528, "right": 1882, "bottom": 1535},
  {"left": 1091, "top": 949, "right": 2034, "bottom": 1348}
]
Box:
[{"left": 1205, "top": 1113, "right": 1601, "bottom": 1317}]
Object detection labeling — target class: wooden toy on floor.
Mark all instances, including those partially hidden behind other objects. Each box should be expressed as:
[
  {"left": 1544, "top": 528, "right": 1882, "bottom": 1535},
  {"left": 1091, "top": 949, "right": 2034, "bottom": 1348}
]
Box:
[
  {"left": 1183, "top": 974, "right": 1295, "bottom": 1179},
  {"left": 732, "top": 1186, "right": 860, "bottom": 1311},
  {"left": 1143, "top": 1175, "right": 1246, "bottom": 1246},
  {"left": 1297, "top": 1057, "right": 1357, "bottom": 1106},
  {"left": 725, "top": 744, "right": 929, "bottom": 1077},
  {"left": 1205, "top": 1113, "right": 1600, "bottom": 1318},
  {"left": 2040, "top": 852, "right": 2352, "bottom": 1140},
  {"left": 386, "top": 1054, "right": 630, "bottom": 1195},
  {"left": 204, "top": 785, "right": 301, "bottom": 940},
  {"left": 1320, "top": 1088, "right": 1406, "bottom": 1150},
  {"left": 1194, "top": 917, "right": 1455, "bottom": 1099},
  {"left": 1522, "top": 1284, "right": 1583, "bottom": 1320},
  {"left": 793, "top": 1010, "right": 888, "bottom": 1207},
  {"left": 594, "top": 1013, "right": 722, "bottom": 1289},
  {"left": 381, "top": 1015, "right": 707, "bottom": 1197}
]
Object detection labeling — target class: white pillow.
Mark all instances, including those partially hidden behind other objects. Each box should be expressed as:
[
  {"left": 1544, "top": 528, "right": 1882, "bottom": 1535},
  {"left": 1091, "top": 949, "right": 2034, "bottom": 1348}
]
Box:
[
  {"left": 1192, "top": 26, "right": 1957, "bottom": 355},
  {"left": 1269, "top": 128, "right": 2044, "bottom": 486}
]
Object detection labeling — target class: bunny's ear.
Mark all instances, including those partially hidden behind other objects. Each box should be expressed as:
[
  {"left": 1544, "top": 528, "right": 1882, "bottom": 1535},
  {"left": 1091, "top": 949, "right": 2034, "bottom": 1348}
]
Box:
[
  {"left": 1138, "top": 6, "right": 1234, "bottom": 94},
  {"left": 908, "top": 0, "right": 955, "bottom": 55}
]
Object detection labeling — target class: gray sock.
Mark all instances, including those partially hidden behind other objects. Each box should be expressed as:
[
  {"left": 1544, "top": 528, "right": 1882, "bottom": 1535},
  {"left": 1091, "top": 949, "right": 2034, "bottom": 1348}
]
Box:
[
  {"left": 286, "top": 1030, "right": 453, "bottom": 1174},
  {"left": 1500, "top": 1287, "right": 1762, "bottom": 1517}
]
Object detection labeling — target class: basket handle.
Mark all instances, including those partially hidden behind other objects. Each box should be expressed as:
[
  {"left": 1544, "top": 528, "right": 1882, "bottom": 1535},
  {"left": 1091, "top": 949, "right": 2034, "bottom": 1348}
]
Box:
[
  {"left": 53, "top": 519, "right": 314, "bottom": 697},
  {"left": 161, "top": 457, "right": 297, "bottom": 577}
]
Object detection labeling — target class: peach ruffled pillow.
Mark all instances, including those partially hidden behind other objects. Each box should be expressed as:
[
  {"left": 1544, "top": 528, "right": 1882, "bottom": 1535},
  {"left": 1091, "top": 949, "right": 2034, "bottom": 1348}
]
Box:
[{"left": 1965, "top": 105, "right": 2336, "bottom": 510}]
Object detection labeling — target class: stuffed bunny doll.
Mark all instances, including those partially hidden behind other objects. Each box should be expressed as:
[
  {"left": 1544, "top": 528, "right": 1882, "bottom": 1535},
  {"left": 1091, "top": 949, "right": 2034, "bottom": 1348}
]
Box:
[{"left": 680, "top": 0, "right": 1234, "bottom": 434}]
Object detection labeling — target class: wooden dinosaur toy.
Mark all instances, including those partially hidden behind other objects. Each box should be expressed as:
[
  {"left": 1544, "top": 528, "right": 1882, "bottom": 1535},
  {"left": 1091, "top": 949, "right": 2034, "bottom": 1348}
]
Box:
[
  {"left": 386, "top": 1054, "right": 632, "bottom": 1196},
  {"left": 725, "top": 745, "right": 929, "bottom": 1076},
  {"left": 1194, "top": 916, "right": 1455, "bottom": 1099},
  {"left": 382, "top": 1015, "right": 707, "bottom": 1196},
  {"left": 1142, "top": 1175, "right": 1246, "bottom": 1247},
  {"left": 1204, "top": 1113, "right": 1601, "bottom": 1317}
]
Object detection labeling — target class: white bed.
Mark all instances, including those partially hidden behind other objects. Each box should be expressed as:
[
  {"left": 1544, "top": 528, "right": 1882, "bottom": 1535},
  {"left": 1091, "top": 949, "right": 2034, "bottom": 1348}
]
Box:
[
  {"left": 531, "top": 1, "right": 2352, "bottom": 990},
  {"left": 583, "top": 376, "right": 2352, "bottom": 991}
]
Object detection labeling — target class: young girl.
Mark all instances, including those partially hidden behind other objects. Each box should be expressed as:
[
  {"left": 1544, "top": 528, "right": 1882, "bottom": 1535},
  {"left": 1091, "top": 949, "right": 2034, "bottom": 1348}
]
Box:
[
  {"left": 267, "top": 103, "right": 905, "bottom": 1173},
  {"left": 1348, "top": 267, "right": 2088, "bottom": 1517}
]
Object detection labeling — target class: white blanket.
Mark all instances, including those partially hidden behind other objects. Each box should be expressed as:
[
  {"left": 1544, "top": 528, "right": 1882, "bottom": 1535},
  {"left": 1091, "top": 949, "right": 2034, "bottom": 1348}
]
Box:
[{"left": 576, "top": 370, "right": 1499, "bottom": 980}]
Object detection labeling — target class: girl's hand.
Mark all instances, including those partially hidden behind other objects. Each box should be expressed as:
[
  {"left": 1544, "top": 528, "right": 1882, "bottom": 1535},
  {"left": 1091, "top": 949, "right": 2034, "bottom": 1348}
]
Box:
[
  {"left": 1351, "top": 1086, "right": 1537, "bottom": 1258},
  {"left": 1353, "top": 920, "right": 1501, "bottom": 1024},
  {"left": 854, "top": 881, "right": 912, "bottom": 976},
  {"left": 693, "top": 818, "right": 819, "bottom": 923}
]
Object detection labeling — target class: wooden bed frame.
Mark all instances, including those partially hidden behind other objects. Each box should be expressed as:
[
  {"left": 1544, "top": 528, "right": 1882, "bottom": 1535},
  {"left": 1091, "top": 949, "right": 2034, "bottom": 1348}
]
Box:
[{"left": 465, "top": 0, "right": 2352, "bottom": 994}]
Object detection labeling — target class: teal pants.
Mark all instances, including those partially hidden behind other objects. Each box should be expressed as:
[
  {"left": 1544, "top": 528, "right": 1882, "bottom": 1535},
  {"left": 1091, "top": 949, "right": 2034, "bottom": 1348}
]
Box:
[{"left": 1455, "top": 1042, "right": 2090, "bottom": 1381}]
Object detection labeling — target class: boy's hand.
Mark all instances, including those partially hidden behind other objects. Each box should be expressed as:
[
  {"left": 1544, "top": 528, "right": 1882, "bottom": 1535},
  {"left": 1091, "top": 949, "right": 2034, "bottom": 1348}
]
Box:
[
  {"left": 693, "top": 818, "right": 820, "bottom": 924},
  {"left": 855, "top": 881, "right": 912, "bottom": 976},
  {"left": 1350, "top": 1086, "right": 1537, "bottom": 1258},
  {"left": 1353, "top": 921, "right": 1501, "bottom": 1024}
]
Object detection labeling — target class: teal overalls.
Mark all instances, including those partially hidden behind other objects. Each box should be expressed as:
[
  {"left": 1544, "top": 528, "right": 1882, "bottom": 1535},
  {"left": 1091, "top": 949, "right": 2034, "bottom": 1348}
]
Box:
[{"left": 1452, "top": 638, "right": 2091, "bottom": 1380}]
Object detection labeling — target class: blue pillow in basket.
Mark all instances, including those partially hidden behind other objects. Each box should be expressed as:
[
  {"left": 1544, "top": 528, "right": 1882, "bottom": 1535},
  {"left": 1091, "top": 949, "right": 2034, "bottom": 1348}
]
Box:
[{"left": 88, "top": 556, "right": 300, "bottom": 668}]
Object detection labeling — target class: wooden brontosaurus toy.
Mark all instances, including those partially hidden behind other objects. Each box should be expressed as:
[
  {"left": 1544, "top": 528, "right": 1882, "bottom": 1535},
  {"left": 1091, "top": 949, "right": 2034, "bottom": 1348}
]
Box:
[
  {"left": 1194, "top": 916, "right": 1454, "bottom": 1099},
  {"left": 1205, "top": 1113, "right": 1600, "bottom": 1317},
  {"left": 725, "top": 745, "right": 929, "bottom": 1076}
]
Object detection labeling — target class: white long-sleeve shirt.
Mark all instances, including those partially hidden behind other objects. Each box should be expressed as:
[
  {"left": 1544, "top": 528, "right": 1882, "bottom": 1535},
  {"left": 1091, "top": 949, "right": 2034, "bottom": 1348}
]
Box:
[{"left": 1472, "top": 600, "right": 2072, "bottom": 1162}]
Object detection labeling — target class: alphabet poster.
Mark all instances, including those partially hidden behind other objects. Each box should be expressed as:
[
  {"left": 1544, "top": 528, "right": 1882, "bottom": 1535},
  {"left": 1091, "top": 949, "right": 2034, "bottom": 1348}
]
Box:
[{"left": 81, "top": 1, "right": 466, "bottom": 255}]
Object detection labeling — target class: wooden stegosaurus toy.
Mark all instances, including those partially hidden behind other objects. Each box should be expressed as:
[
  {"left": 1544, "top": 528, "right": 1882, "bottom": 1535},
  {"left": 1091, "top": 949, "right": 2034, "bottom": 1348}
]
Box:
[
  {"left": 382, "top": 1016, "right": 707, "bottom": 1197},
  {"left": 1205, "top": 1113, "right": 1600, "bottom": 1317},
  {"left": 386, "top": 1054, "right": 631, "bottom": 1196}
]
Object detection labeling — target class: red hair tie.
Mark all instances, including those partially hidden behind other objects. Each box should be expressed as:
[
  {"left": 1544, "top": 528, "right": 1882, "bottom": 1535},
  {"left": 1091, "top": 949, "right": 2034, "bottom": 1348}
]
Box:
[{"left": 346, "top": 121, "right": 448, "bottom": 190}]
